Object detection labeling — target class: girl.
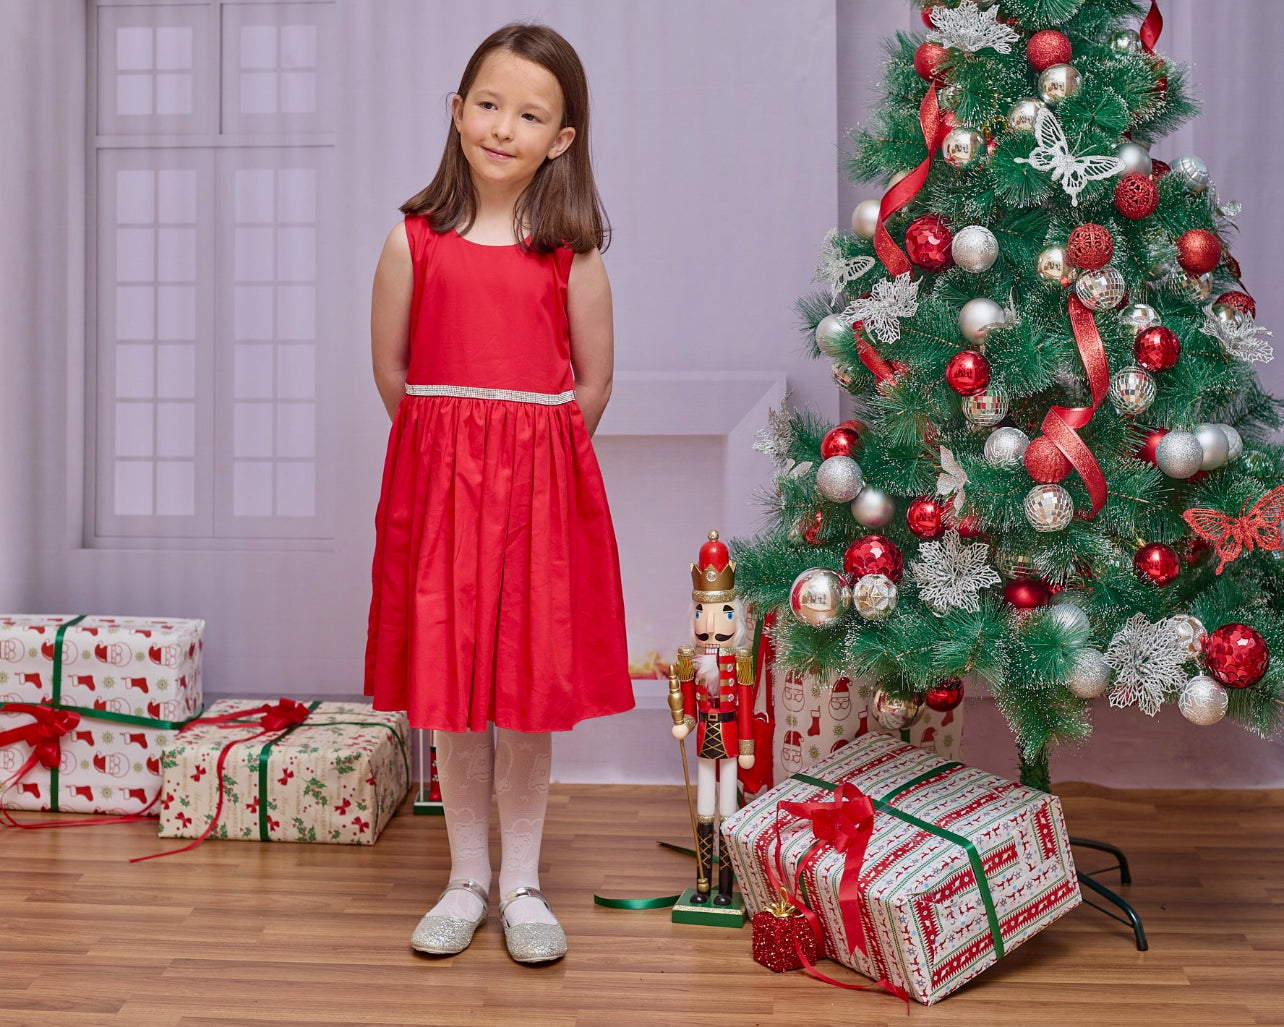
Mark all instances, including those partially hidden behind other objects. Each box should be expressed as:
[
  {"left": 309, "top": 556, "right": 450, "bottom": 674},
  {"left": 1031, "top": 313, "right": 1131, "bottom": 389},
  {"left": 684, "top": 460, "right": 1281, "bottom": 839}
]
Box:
[{"left": 364, "top": 24, "right": 634, "bottom": 964}]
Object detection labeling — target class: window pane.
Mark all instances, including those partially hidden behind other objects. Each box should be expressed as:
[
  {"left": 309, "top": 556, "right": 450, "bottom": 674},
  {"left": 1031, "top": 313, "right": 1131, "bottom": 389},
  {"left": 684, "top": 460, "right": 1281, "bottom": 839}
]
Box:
[
  {"left": 235, "top": 227, "right": 276, "bottom": 282},
  {"left": 116, "top": 27, "right": 153, "bottom": 72},
  {"left": 277, "top": 285, "right": 314, "bottom": 340},
  {"left": 115, "top": 344, "right": 154, "bottom": 399},
  {"left": 115, "top": 402, "right": 154, "bottom": 458},
  {"left": 276, "top": 345, "right": 314, "bottom": 400},
  {"left": 157, "top": 285, "right": 196, "bottom": 340},
  {"left": 115, "top": 285, "right": 155, "bottom": 340},
  {"left": 156, "top": 460, "right": 195, "bottom": 516},
  {"left": 276, "top": 461, "right": 315, "bottom": 517},
  {"left": 240, "top": 71, "right": 278, "bottom": 115},
  {"left": 240, "top": 25, "right": 277, "bottom": 69},
  {"left": 155, "top": 73, "right": 193, "bottom": 116},
  {"left": 277, "top": 169, "right": 315, "bottom": 223},
  {"left": 154, "top": 27, "right": 192, "bottom": 71},
  {"left": 235, "top": 169, "right": 275, "bottom": 223},
  {"left": 156, "top": 402, "right": 196, "bottom": 458},
  {"left": 116, "top": 73, "right": 154, "bottom": 117},
  {"left": 157, "top": 227, "right": 197, "bottom": 282},
  {"left": 233, "top": 343, "right": 275, "bottom": 399},
  {"left": 114, "top": 461, "right": 154, "bottom": 516},
  {"left": 156, "top": 344, "right": 195, "bottom": 398},
  {"left": 157, "top": 169, "right": 197, "bottom": 224},
  {"left": 277, "top": 227, "right": 314, "bottom": 282},
  {"left": 234, "top": 401, "right": 274, "bottom": 458},
  {"left": 280, "top": 71, "right": 315, "bottom": 115},
  {"left": 280, "top": 25, "right": 316, "bottom": 69},
  {"left": 233, "top": 461, "right": 274, "bottom": 516},
  {"left": 116, "top": 227, "right": 155, "bottom": 283},
  {"left": 234, "top": 285, "right": 274, "bottom": 341},
  {"left": 275, "top": 402, "right": 314, "bottom": 458},
  {"left": 116, "top": 170, "right": 156, "bottom": 224}
]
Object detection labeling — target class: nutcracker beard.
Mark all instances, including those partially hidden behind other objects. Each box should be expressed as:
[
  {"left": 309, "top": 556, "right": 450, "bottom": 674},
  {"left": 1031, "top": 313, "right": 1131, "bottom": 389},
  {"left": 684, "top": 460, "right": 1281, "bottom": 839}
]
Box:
[{"left": 693, "top": 650, "right": 739, "bottom": 906}]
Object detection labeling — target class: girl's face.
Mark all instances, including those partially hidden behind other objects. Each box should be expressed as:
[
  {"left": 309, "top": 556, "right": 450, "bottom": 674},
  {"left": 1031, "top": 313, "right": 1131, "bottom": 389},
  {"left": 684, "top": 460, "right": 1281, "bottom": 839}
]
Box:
[{"left": 451, "top": 50, "right": 575, "bottom": 198}]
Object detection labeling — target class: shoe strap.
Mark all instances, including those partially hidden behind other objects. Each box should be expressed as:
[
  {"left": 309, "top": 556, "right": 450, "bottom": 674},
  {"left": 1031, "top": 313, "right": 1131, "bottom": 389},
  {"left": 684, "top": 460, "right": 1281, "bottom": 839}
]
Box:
[
  {"left": 499, "top": 885, "right": 551, "bottom": 921},
  {"left": 442, "top": 878, "right": 490, "bottom": 912}
]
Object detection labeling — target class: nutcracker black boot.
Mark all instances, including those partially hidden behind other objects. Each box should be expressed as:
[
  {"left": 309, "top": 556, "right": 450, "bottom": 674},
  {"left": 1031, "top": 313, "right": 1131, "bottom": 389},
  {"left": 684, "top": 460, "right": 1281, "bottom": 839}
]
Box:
[
  {"left": 693, "top": 816, "right": 715, "bottom": 903},
  {"left": 713, "top": 846, "right": 735, "bottom": 906}
]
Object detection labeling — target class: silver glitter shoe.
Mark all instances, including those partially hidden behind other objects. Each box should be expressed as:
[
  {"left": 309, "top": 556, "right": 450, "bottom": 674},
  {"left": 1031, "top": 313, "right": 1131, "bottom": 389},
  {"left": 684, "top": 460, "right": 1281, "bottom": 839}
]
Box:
[
  {"left": 499, "top": 886, "right": 567, "bottom": 964},
  {"left": 410, "top": 879, "right": 489, "bottom": 955}
]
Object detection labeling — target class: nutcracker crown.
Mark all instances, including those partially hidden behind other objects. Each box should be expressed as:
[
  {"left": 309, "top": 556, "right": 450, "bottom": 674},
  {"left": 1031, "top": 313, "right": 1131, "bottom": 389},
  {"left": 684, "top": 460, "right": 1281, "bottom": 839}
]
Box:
[{"left": 691, "top": 529, "right": 736, "bottom": 603}]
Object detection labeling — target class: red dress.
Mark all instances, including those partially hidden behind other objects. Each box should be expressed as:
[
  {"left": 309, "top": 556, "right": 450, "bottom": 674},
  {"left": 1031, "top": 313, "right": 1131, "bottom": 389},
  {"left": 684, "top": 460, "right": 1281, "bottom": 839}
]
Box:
[{"left": 364, "top": 217, "right": 635, "bottom": 732}]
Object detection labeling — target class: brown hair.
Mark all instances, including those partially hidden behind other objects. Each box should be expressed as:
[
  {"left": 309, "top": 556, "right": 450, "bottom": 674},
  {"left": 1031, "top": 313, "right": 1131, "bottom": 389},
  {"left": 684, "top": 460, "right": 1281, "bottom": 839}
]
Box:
[{"left": 400, "top": 23, "right": 610, "bottom": 254}]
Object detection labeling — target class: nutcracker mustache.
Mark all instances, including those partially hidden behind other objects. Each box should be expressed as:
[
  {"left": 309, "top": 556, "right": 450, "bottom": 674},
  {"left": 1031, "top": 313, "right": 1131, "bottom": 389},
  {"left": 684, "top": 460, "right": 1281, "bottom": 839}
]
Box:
[{"left": 694, "top": 630, "right": 736, "bottom": 642}]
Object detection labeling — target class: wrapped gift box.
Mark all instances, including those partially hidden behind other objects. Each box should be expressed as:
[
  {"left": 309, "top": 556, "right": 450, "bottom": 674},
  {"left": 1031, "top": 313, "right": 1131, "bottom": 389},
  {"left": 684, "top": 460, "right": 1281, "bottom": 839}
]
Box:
[
  {"left": 0, "top": 614, "right": 203, "bottom": 814},
  {"left": 722, "top": 732, "right": 1081, "bottom": 1005},
  {"left": 158, "top": 699, "right": 409, "bottom": 845}
]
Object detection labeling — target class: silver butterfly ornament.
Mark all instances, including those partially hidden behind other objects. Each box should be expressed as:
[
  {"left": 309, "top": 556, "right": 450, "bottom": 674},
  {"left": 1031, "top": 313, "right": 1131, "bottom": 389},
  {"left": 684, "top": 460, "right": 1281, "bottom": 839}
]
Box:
[{"left": 1013, "top": 107, "right": 1124, "bottom": 207}]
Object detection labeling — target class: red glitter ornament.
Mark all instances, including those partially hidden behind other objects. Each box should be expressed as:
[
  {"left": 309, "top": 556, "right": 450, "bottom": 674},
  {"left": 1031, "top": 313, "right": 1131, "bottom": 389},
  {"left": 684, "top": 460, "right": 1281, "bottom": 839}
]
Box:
[
  {"left": 1026, "top": 29, "right": 1071, "bottom": 72},
  {"left": 1024, "top": 436, "right": 1072, "bottom": 483},
  {"left": 905, "top": 214, "right": 954, "bottom": 271},
  {"left": 1184, "top": 535, "right": 1212, "bottom": 567},
  {"left": 751, "top": 909, "right": 820, "bottom": 973},
  {"left": 1133, "top": 325, "right": 1180, "bottom": 372},
  {"left": 920, "top": 3, "right": 941, "bottom": 28},
  {"left": 1203, "top": 623, "right": 1270, "bottom": 689},
  {"left": 954, "top": 512, "right": 984, "bottom": 539},
  {"left": 1003, "top": 578, "right": 1050, "bottom": 609},
  {"left": 945, "top": 350, "right": 991, "bottom": 396},
  {"left": 1133, "top": 542, "right": 1180, "bottom": 586},
  {"left": 1224, "top": 253, "right": 1243, "bottom": 280},
  {"left": 1114, "top": 172, "right": 1159, "bottom": 220},
  {"left": 820, "top": 425, "right": 861, "bottom": 459},
  {"left": 906, "top": 496, "right": 946, "bottom": 540},
  {"left": 801, "top": 510, "right": 825, "bottom": 546},
  {"left": 1150, "top": 158, "right": 1170, "bottom": 178},
  {"left": 1177, "top": 229, "right": 1222, "bottom": 275},
  {"left": 1067, "top": 223, "right": 1114, "bottom": 270},
  {"left": 914, "top": 41, "right": 948, "bottom": 83},
  {"left": 1215, "top": 290, "right": 1256, "bottom": 319},
  {"left": 1136, "top": 427, "right": 1168, "bottom": 465},
  {"left": 923, "top": 677, "right": 964, "bottom": 712},
  {"left": 844, "top": 534, "right": 904, "bottom": 583}
]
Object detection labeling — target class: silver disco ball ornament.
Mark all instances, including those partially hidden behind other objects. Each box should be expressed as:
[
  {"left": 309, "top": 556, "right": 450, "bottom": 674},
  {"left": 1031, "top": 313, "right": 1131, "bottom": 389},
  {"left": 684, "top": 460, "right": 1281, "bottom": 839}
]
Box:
[
  {"left": 1179, "top": 271, "right": 1214, "bottom": 302},
  {"left": 1075, "top": 267, "right": 1126, "bottom": 310},
  {"left": 984, "top": 426, "right": 1030, "bottom": 468},
  {"left": 1035, "top": 245, "right": 1079, "bottom": 288},
  {"left": 1108, "top": 28, "right": 1143, "bottom": 53},
  {"left": 1114, "top": 140, "right": 1152, "bottom": 176},
  {"left": 942, "top": 127, "right": 987, "bottom": 168},
  {"left": 1048, "top": 601, "right": 1090, "bottom": 635},
  {"left": 959, "top": 297, "right": 1006, "bottom": 343},
  {"left": 870, "top": 686, "right": 923, "bottom": 730},
  {"left": 1108, "top": 365, "right": 1156, "bottom": 417},
  {"left": 832, "top": 364, "right": 855, "bottom": 390},
  {"left": 1066, "top": 647, "right": 1111, "bottom": 698},
  {"left": 814, "top": 313, "right": 853, "bottom": 357},
  {"left": 1179, "top": 675, "right": 1228, "bottom": 726},
  {"left": 1007, "top": 97, "right": 1046, "bottom": 134},
  {"left": 851, "top": 573, "right": 898, "bottom": 622},
  {"left": 850, "top": 486, "right": 895, "bottom": 528},
  {"left": 1212, "top": 423, "right": 1243, "bottom": 462},
  {"left": 952, "top": 225, "right": 1000, "bottom": 273},
  {"left": 995, "top": 549, "right": 1038, "bottom": 580},
  {"left": 816, "top": 455, "right": 864, "bottom": 503},
  {"left": 939, "top": 83, "right": 964, "bottom": 110},
  {"left": 1171, "top": 614, "right": 1207, "bottom": 660},
  {"left": 788, "top": 567, "right": 851, "bottom": 628},
  {"left": 1170, "top": 153, "right": 1210, "bottom": 194},
  {"left": 1024, "top": 483, "right": 1074, "bottom": 532},
  {"left": 1155, "top": 430, "right": 1204, "bottom": 478},
  {"left": 851, "top": 199, "right": 881, "bottom": 241},
  {"left": 1037, "top": 64, "right": 1082, "bottom": 105},
  {"left": 961, "top": 389, "right": 1009, "bottom": 428},
  {"left": 1193, "top": 423, "right": 1230, "bottom": 470},
  {"left": 1118, "top": 302, "right": 1160, "bottom": 337}
]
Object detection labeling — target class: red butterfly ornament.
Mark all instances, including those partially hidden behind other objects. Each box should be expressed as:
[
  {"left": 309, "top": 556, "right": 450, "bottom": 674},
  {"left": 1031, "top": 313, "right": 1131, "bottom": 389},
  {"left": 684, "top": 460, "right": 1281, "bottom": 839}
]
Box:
[{"left": 1181, "top": 486, "right": 1284, "bottom": 575}]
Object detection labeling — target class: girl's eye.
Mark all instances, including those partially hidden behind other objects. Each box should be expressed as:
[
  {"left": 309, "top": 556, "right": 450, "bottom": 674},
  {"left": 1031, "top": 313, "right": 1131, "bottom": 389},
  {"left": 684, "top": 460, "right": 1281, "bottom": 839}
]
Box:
[
  {"left": 522, "top": 113, "right": 539, "bottom": 122},
  {"left": 480, "top": 101, "right": 497, "bottom": 110}
]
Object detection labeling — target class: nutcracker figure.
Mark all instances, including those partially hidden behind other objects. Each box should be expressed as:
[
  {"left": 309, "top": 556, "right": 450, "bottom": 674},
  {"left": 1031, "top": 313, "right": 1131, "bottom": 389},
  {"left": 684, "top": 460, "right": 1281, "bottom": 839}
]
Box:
[{"left": 670, "top": 530, "right": 754, "bottom": 910}]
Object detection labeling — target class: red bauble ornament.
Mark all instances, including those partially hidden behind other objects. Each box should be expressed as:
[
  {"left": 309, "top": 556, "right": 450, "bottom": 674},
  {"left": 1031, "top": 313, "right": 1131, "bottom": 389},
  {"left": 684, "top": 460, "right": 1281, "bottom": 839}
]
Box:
[
  {"left": 1184, "top": 536, "right": 1212, "bottom": 567},
  {"left": 905, "top": 214, "right": 953, "bottom": 271},
  {"left": 1150, "top": 158, "right": 1170, "bottom": 178},
  {"left": 1133, "top": 542, "right": 1180, "bottom": 586},
  {"left": 1114, "top": 172, "right": 1159, "bottom": 220},
  {"left": 1215, "top": 290, "right": 1256, "bottom": 319},
  {"left": 923, "top": 677, "right": 964, "bottom": 712},
  {"left": 1133, "top": 325, "right": 1180, "bottom": 372},
  {"left": 1067, "top": 223, "right": 1114, "bottom": 270},
  {"left": 1024, "top": 437, "right": 1072, "bottom": 483},
  {"left": 1136, "top": 427, "right": 1168, "bottom": 465},
  {"left": 820, "top": 425, "right": 861, "bottom": 459},
  {"left": 920, "top": 3, "right": 941, "bottom": 28},
  {"left": 914, "top": 41, "right": 948, "bottom": 83},
  {"left": 1003, "top": 578, "right": 1050, "bottom": 609},
  {"left": 1203, "top": 623, "right": 1270, "bottom": 689},
  {"left": 801, "top": 510, "right": 825, "bottom": 546},
  {"left": 843, "top": 534, "right": 904, "bottom": 583},
  {"left": 1224, "top": 253, "right": 1243, "bottom": 281},
  {"left": 1177, "top": 229, "right": 1222, "bottom": 275},
  {"left": 1027, "top": 29, "right": 1072, "bottom": 72},
  {"left": 906, "top": 496, "right": 946, "bottom": 540},
  {"left": 876, "top": 360, "right": 911, "bottom": 397},
  {"left": 955, "top": 512, "right": 985, "bottom": 539},
  {"left": 945, "top": 350, "right": 991, "bottom": 396}
]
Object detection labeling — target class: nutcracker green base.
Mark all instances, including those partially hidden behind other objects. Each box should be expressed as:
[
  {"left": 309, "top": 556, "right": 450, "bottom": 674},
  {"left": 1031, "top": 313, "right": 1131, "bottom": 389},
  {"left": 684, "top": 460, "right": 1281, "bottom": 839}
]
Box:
[
  {"left": 670, "top": 889, "right": 745, "bottom": 927},
  {"left": 412, "top": 784, "right": 444, "bottom": 815}
]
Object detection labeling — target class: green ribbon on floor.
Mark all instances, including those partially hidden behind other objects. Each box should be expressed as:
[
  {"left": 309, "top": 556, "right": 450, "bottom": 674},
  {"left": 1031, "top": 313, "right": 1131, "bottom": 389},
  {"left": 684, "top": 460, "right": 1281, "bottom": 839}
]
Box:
[{"left": 593, "top": 840, "right": 716, "bottom": 909}]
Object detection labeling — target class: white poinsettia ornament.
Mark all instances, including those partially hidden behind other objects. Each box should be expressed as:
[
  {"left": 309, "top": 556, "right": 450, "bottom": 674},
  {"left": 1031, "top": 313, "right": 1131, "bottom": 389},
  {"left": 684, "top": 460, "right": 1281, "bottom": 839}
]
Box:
[
  {"left": 909, "top": 530, "right": 1001, "bottom": 613},
  {"left": 1201, "top": 304, "right": 1274, "bottom": 364},
  {"left": 1104, "top": 614, "right": 1189, "bottom": 717},
  {"left": 927, "top": 0, "right": 1020, "bottom": 54},
  {"left": 841, "top": 272, "right": 920, "bottom": 346}
]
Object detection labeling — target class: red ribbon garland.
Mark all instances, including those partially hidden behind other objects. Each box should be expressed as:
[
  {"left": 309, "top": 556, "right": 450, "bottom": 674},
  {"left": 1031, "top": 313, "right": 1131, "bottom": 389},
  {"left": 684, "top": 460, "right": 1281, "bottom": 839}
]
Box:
[
  {"left": 1139, "top": 0, "right": 1163, "bottom": 54},
  {"left": 132, "top": 699, "right": 312, "bottom": 862},
  {"left": 1040, "top": 296, "right": 1110, "bottom": 518}
]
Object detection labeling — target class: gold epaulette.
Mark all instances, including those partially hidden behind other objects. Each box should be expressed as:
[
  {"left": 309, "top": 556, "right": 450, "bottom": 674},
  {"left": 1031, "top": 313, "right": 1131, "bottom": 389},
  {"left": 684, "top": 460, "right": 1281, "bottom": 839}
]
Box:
[
  {"left": 735, "top": 647, "right": 753, "bottom": 685},
  {"left": 676, "top": 644, "right": 696, "bottom": 681}
]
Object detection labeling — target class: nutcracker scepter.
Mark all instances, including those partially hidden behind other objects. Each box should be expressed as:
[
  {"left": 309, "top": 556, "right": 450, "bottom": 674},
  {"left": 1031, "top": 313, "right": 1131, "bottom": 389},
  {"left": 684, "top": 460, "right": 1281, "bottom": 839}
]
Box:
[{"left": 668, "top": 661, "right": 703, "bottom": 887}]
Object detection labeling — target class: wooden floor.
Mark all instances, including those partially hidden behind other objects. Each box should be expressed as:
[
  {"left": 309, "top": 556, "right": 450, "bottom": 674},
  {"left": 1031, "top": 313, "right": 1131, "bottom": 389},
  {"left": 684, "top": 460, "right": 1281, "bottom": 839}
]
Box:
[{"left": 2, "top": 783, "right": 1283, "bottom": 1027}]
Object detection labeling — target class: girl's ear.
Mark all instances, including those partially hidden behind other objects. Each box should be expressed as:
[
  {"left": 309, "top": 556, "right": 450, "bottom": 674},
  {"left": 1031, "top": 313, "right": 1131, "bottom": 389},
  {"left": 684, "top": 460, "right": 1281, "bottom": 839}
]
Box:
[
  {"left": 547, "top": 125, "right": 576, "bottom": 161},
  {"left": 450, "top": 93, "right": 463, "bottom": 131}
]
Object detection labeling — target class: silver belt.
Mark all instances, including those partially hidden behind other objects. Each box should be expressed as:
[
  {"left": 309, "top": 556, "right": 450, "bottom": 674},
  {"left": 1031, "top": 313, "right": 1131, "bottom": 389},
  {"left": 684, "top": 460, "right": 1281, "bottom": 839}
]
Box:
[{"left": 404, "top": 383, "right": 575, "bottom": 405}]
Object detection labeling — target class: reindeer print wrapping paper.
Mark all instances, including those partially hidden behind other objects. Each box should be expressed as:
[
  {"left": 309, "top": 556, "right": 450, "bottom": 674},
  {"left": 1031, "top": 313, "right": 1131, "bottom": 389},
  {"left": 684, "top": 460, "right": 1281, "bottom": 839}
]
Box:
[
  {"left": 0, "top": 614, "right": 204, "bottom": 814},
  {"left": 158, "top": 700, "right": 409, "bottom": 845}
]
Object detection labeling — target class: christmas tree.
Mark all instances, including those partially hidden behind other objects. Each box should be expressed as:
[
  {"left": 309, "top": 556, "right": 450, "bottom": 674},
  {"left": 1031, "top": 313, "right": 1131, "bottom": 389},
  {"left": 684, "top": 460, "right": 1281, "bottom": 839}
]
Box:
[{"left": 733, "top": 0, "right": 1283, "bottom": 790}]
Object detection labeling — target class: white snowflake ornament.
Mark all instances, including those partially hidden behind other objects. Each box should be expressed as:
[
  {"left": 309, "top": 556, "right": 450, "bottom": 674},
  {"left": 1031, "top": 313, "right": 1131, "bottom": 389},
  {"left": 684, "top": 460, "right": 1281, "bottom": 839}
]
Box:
[
  {"left": 1201, "top": 304, "right": 1274, "bottom": 364},
  {"left": 841, "top": 272, "right": 920, "bottom": 346},
  {"left": 814, "top": 229, "right": 875, "bottom": 303},
  {"left": 909, "top": 530, "right": 1001, "bottom": 614},
  {"left": 1104, "top": 614, "right": 1189, "bottom": 717},
  {"left": 927, "top": 1, "right": 1020, "bottom": 54}
]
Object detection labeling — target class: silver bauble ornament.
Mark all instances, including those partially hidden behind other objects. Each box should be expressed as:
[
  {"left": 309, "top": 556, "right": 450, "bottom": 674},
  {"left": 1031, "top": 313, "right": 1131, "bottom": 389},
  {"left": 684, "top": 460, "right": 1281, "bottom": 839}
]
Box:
[
  {"left": 850, "top": 486, "right": 895, "bottom": 528},
  {"left": 1178, "top": 674, "right": 1228, "bottom": 726},
  {"left": 1113, "top": 140, "right": 1152, "bottom": 176},
  {"left": 1171, "top": 614, "right": 1207, "bottom": 660},
  {"left": 816, "top": 455, "right": 864, "bottom": 503},
  {"left": 1108, "top": 28, "right": 1142, "bottom": 53},
  {"left": 958, "top": 297, "right": 1005, "bottom": 343},
  {"left": 1007, "top": 97, "right": 1046, "bottom": 133},
  {"left": 942, "top": 127, "right": 987, "bottom": 168},
  {"left": 1118, "top": 302, "right": 1160, "bottom": 337},
  {"left": 1154, "top": 430, "right": 1204, "bottom": 478},
  {"left": 952, "top": 226, "right": 999, "bottom": 273},
  {"left": 1193, "top": 423, "right": 1230, "bottom": 470},
  {"left": 1179, "top": 271, "right": 1214, "bottom": 301},
  {"left": 995, "top": 549, "right": 1038, "bottom": 580},
  {"left": 888, "top": 169, "right": 911, "bottom": 188},
  {"left": 1170, "top": 153, "right": 1210, "bottom": 194},
  {"left": 984, "top": 426, "right": 1030, "bottom": 468},
  {"left": 870, "top": 687, "right": 923, "bottom": 730},
  {"left": 1023, "top": 483, "right": 1074, "bottom": 532},
  {"left": 1212, "top": 424, "right": 1243, "bottom": 462},
  {"left": 814, "top": 313, "right": 853, "bottom": 357},
  {"left": 851, "top": 573, "right": 898, "bottom": 622},
  {"left": 961, "top": 389, "right": 1009, "bottom": 427},
  {"left": 939, "top": 83, "right": 964, "bottom": 110},
  {"left": 1035, "top": 245, "right": 1078, "bottom": 287},
  {"left": 1048, "top": 601, "right": 1090, "bottom": 635},
  {"left": 851, "top": 199, "right": 881, "bottom": 240},
  {"left": 1108, "top": 365, "right": 1156, "bottom": 417},
  {"left": 1074, "top": 266, "right": 1126, "bottom": 310},
  {"left": 788, "top": 567, "right": 851, "bottom": 628},
  {"left": 1210, "top": 303, "right": 1247, "bottom": 332},
  {"left": 1037, "top": 64, "right": 1082, "bottom": 105},
  {"left": 1066, "top": 647, "right": 1111, "bottom": 698}
]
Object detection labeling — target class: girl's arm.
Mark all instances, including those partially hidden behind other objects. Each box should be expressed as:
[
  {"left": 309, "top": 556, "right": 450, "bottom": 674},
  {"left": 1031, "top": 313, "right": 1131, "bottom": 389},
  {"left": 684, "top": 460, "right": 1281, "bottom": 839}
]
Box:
[
  {"left": 370, "top": 223, "right": 414, "bottom": 421},
  {"left": 567, "top": 247, "right": 614, "bottom": 437}
]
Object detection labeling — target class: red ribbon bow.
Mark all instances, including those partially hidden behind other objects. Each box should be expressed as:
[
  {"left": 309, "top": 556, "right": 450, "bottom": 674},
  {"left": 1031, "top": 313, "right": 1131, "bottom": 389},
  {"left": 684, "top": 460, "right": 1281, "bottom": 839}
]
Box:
[
  {"left": 0, "top": 703, "right": 81, "bottom": 772},
  {"left": 257, "top": 698, "right": 311, "bottom": 732}
]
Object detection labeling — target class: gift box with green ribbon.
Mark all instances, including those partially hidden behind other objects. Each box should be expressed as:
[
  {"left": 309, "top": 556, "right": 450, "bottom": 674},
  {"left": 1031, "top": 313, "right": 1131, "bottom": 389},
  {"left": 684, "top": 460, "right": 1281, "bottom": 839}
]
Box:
[
  {"left": 720, "top": 732, "right": 1081, "bottom": 1005},
  {"left": 157, "top": 699, "right": 409, "bottom": 846}
]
